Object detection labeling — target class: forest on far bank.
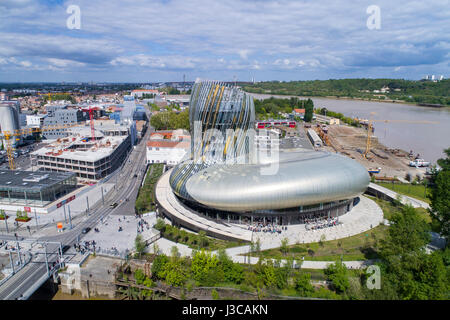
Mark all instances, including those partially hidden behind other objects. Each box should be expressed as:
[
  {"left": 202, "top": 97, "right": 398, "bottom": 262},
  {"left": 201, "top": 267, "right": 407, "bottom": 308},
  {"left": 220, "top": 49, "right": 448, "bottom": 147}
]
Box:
[{"left": 243, "top": 78, "right": 450, "bottom": 107}]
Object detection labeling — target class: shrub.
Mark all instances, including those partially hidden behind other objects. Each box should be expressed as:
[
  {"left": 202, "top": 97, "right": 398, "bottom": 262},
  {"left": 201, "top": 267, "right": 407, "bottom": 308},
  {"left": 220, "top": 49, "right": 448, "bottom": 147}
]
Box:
[
  {"left": 151, "top": 254, "right": 169, "bottom": 280},
  {"left": 134, "top": 269, "right": 146, "bottom": 285},
  {"left": 295, "top": 272, "right": 315, "bottom": 297},
  {"left": 143, "top": 277, "right": 154, "bottom": 288},
  {"left": 154, "top": 218, "right": 166, "bottom": 232},
  {"left": 324, "top": 261, "right": 349, "bottom": 293},
  {"left": 211, "top": 289, "right": 219, "bottom": 300}
]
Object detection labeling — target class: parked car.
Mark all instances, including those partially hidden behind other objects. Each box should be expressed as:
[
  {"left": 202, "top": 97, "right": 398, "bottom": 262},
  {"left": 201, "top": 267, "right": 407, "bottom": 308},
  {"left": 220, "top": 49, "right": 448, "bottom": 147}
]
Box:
[{"left": 110, "top": 202, "right": 118, "bottom": 209}]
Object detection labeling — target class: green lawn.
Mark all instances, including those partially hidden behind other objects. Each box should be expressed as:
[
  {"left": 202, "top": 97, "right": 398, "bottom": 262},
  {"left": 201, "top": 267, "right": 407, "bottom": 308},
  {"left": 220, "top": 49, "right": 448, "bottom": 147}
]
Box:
[
  {"left": 248, "top": 224, "right": 389, "bottom": 262},
  {"left": 246, "top": 195, "right": 436, "bottom": 262},
  {"left": 369, "top": 195, "right": 432, "bottom": 224},
  {"left": 157, "top": 222, "right": 246, "bottom": 251},
  {"left": 377, "top": 182, "right": 431, "bottom": 203}
]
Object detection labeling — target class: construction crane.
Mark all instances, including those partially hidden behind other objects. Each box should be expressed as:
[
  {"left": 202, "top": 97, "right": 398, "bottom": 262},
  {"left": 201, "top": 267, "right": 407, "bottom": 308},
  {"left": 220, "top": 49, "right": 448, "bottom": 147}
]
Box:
[
  {"left": 0, "top": 123, "right": 85, "bottom": 170},
  {"left": 362, "top": 116, "right": 438, "bottom": 159}
]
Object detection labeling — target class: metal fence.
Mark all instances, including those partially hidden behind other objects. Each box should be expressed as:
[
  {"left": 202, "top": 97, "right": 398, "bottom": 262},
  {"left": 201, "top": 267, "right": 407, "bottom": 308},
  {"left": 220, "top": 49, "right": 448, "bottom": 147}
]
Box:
[{"left": 95, "top": 248, "right": 130, "bottom": 260}]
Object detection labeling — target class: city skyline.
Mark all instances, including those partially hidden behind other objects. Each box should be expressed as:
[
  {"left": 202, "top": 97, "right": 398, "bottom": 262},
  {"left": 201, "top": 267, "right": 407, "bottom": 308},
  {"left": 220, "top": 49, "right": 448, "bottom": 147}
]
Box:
[{"left": 0, "top": 0, "right": 448, "bottom": 82}]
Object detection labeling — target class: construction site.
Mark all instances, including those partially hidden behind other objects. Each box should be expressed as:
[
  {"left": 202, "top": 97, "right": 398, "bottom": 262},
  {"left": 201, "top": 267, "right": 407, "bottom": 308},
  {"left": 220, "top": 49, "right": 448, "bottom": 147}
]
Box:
[
  {"left": 271, "top": 116, "right": 430, "bottom": 182},
  {"left": 30, "top": 126, "right": 132, "bottom": 183},
  {"left": 310, "top": 119, "right": 428, "bottom": 181}
]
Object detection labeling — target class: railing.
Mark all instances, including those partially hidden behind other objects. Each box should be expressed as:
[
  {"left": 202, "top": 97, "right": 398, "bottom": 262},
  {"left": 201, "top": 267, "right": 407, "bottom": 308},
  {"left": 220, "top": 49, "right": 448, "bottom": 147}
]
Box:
[
  {"left": 95, "top": 248, "right": 130, "bottom": 260},
  {"left": 0, "top": 251, "right": 33, "bottom": 287}
]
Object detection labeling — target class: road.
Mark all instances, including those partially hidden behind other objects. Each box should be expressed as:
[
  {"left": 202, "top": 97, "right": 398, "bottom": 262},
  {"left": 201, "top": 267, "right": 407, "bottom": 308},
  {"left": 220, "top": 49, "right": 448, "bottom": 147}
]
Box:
[{"left": 0, "top": 113, "right": 152, "bottom": 300}]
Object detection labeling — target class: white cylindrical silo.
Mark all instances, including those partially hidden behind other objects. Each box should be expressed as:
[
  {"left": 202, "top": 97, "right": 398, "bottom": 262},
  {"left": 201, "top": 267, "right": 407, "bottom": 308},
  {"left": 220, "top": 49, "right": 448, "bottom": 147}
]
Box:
[{"left": 0, "top": 103, "right": 21, "bottom": 147}]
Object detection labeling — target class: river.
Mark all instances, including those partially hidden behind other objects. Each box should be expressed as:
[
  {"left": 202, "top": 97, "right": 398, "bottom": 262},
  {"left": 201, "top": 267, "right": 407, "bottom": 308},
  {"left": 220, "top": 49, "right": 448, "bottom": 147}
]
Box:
[{"left": 249, "top": 93, "right": 450, "bottom": 164}]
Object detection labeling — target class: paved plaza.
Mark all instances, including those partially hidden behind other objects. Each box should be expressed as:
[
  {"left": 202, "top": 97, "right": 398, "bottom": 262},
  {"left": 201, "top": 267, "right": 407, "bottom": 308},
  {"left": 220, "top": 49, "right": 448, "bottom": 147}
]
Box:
[
  {"left": 0, "top": 182, "right": 115, "bottom": 236},
  {"left": 80, "top": 212, "right": 159, "bottom": 257}
]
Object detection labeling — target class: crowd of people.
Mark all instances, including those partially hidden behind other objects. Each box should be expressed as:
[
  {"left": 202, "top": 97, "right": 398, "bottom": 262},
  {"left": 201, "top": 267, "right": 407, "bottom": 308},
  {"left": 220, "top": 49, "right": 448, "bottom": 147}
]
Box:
[
  {"left": 74, "top": 240, "right": 96, "bottom": 255},
  {"left": 137, "top": 218, "right": 150, "bottom": 233},
  {"left": 247, "top": 222, "right": 287, "bottom": 234},
  {"left": 244, "top": 214, "right": 341, "bottom": 234},
  {"left": 305, "top": 216, "right": 339, "bottom": 231},
  {"left": 0, "top": 241, "right": 20, "bottom": 251}
]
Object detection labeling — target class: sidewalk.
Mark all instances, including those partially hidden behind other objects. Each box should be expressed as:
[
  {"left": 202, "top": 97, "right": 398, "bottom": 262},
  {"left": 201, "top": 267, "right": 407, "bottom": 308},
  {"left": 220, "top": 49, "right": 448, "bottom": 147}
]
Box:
[
  {"left": 369, "top": 183, "right": 430, "bottom": 209},
  {"left": 72, "top": 212, "right": 159, "bottom": 257},
  {"left": 0, "top": 182, "right": 115, "bottom": 236},
  {"left": 146, "top": 236, "right": 374, "bottom": 270}
]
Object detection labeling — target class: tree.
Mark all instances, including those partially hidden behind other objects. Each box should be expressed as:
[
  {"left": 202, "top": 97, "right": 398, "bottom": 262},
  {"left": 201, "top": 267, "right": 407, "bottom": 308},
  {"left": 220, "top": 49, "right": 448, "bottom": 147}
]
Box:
[
  {"left": 163, "top": 259, "right": 187, "bottom": 286},
  {"left": 217, "top": 249, "right": 244, "bottom": 284},
  {"left": 280, "top": 237, "right": 289, "bottom": 256},
  {"left": 151, "top": 253, "right": 169, "bottom": 279},
  {"left": 170, "top": 245, "right": 180, "bottom": 259},
  {"left": 150, "top": 110, "right": 189, "bottom": 131},
  {"left": 134, "top": 234, "right": 146, "bottom": 258},
  {"left": 303, "top": 99, "right": 314, "bottom": 122},
  {"left": 191, "top": 250, "right": 223, "bottom": 286},
  {"left": 376, "top": 204, "right": 448, "bottom": 300},
  {"left": 198, "top": 230, "right": 209, "bottom": 248},
  {"left": 274, "top": 263, "right": 290, "bottom": 289},
  {"left": 428, "top": 147, "right": 450, "bottom": 243},
  {"left": 134, "top": 269, "right": 146, "bottom": 285},
  {"left": 154, "top": 218, "right": 166, "bottom": 232},
  {"left": 319, "top": 234, "right": 326, "bottom": 247},
  {"left": 143, "top": 277, "right": 154, "bottom": 288},
  {"left": 380, "top": 205, "right": 430, "bottom": 257},
  {"left": 295, "top": 272, "right": 315, "bottom": 297},
  {"left": 324, "top": 261, "right": 349, "bottom": 293},
  {"left": 262, "top": 260, "right": 277, "bottom": 288}
]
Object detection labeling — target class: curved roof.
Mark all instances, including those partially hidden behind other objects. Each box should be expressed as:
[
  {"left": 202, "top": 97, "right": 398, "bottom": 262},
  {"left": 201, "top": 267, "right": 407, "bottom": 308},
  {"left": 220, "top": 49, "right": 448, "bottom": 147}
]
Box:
[
  {"left": 181, "top": 151, "right": 369, "bottom": 212},
  {"left": 168, "top": 80, "right": 369, "bottom": 213}
]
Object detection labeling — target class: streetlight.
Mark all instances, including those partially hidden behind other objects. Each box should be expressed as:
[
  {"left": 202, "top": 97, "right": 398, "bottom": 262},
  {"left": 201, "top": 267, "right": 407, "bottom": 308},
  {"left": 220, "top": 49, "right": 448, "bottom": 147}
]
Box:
[
  {"left": 4, "top": 214, "right": 9, "bottom": 234},
  {"left": 68, "top": 205, "right": 73, "bottom": 230},
  {"left": 44, "top": 242, "right": 49, "bottom": 276}
]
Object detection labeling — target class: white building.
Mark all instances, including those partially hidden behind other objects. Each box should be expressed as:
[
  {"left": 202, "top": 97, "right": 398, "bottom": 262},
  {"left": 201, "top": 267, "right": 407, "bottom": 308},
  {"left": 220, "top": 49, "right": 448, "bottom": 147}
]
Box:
[
  {"left": 26, "top": 114, "right": 47, "bottom": 128},
  {"left": 146, "top": 140, "right": 190, "bottom": 166},
  {"left": 131, "top": 89, "right": 159, "bottom": 98}
]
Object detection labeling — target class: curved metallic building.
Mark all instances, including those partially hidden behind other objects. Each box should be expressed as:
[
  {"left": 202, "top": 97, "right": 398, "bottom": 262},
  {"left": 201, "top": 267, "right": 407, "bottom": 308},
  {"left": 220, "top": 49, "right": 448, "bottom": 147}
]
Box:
[
  {"left": 168, "top": 80, "right": 370, "bottom": 223},
  {"left": 170, "top": 80, "right": 256, "bottom": 200}
]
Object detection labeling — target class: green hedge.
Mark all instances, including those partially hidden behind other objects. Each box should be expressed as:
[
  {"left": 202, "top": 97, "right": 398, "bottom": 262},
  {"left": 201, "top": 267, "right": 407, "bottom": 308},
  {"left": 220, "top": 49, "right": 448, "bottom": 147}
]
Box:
[{"left": 135, "top": 164, "right": 164, "bottom": 214}]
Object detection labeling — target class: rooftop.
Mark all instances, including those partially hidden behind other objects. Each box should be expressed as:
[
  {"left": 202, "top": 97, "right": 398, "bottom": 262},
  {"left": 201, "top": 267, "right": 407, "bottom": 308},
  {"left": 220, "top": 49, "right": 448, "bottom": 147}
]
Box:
[
  {"left": 31, "top": 127, "right": 128, "bottom": 162},
  {"left": 0, "top": 170, "right": 76, "bottom": 191},
  {"left": 149, "top": 129, "right": 190, "bottom": 141},
  {"left": 147, "top": 140, "right": 190, "bottom": 149}
]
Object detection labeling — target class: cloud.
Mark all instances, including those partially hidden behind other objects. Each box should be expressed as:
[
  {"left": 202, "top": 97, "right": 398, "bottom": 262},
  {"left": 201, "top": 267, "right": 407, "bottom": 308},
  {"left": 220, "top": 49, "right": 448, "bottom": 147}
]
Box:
[
  {"left": 238, "top": 50, "right": 251, "bottom": 60},
  {"left": 0, "top": 0, "right": 448, "bottom": 81},
  {"left": 110, "top": 54, "right": 198, "bottom": 70}
]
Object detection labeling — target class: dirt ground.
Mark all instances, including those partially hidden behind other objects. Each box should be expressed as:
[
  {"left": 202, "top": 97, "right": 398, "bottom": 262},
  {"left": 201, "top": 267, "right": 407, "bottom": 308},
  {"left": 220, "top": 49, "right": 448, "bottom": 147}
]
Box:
[{"left": 316, "top": 124, "right": 426, "bottom": 180}]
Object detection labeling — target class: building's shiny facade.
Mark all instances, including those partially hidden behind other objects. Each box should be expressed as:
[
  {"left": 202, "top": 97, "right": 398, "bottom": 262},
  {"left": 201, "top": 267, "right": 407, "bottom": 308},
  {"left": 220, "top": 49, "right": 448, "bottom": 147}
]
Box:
[{"left": 167, "top": 80, "right": 370, "bottom": 225}]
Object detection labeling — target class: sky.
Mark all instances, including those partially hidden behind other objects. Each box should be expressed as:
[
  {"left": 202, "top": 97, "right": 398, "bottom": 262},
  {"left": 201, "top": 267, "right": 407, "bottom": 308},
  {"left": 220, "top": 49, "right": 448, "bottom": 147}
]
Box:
[{"left": 0, "top": 0, "right": 449, "bottom": 82}]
